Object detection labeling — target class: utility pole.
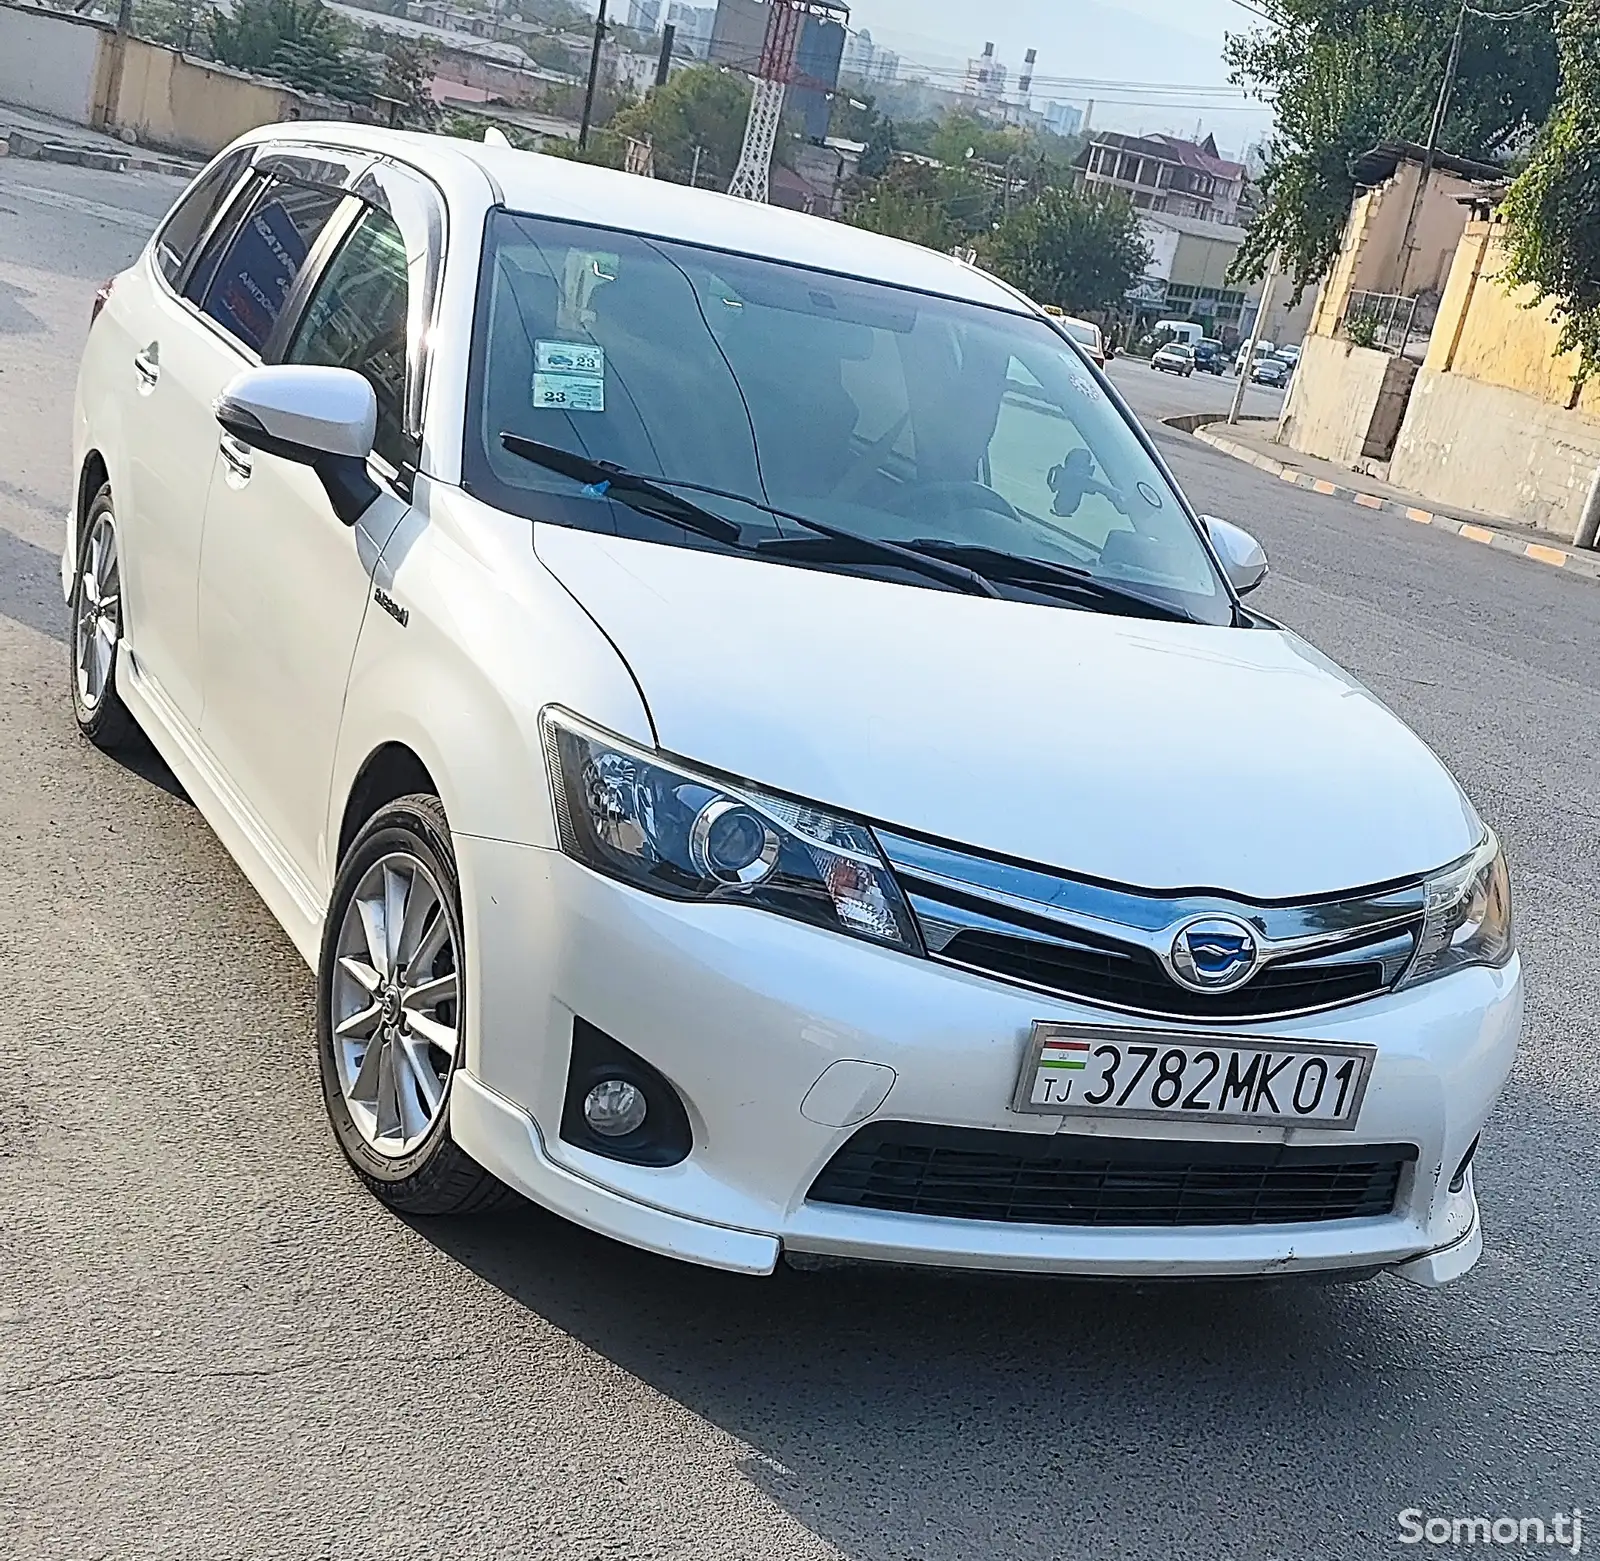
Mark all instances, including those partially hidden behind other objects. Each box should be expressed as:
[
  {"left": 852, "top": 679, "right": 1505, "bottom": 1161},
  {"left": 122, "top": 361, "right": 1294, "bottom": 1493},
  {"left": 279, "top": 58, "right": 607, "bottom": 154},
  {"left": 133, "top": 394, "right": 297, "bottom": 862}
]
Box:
[
  {"left": 1229, "top": 249, "right": 1280, "bottom": 425},
  {"left": 655, "top": 22, "right": 675, "bottom": 87},
  {"left": 1395, "top": 0, "right": 1467, "bottom": 296},
  {"left": 690, "top": 144, "right": 704, "bottom": 186},
  {"left": 579, "top": 0, "right": 609, "bottom": 153}
]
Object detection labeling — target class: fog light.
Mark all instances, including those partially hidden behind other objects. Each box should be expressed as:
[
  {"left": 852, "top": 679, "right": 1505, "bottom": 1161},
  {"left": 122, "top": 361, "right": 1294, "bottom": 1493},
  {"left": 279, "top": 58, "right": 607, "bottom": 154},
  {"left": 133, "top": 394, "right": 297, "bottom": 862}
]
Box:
[{"left": 583, "top": 1078, "right": 647, "bottom": 1137}]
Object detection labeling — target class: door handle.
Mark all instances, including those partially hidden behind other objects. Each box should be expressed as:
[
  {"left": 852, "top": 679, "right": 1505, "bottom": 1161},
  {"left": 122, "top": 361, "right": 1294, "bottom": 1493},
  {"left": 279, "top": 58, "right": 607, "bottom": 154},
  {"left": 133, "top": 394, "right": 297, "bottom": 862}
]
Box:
[
  {"left": 133, "top": 343, "right": 160, "bottom": 389},
  {"left": 219, "top": 433, "right": 253, "bottom": 483}
]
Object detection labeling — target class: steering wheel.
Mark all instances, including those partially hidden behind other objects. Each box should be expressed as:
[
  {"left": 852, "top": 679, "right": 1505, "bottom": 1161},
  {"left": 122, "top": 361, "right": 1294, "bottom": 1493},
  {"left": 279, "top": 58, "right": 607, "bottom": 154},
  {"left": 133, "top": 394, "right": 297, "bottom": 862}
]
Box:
[{"left": 887, "top": 480, "right": 1024, "bottom": 526}]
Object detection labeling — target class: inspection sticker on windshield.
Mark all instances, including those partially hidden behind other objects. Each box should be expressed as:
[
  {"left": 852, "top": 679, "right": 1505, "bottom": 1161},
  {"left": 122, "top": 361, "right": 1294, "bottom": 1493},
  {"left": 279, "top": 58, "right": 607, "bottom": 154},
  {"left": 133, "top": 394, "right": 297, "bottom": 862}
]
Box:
[
  {"left": 1012, "top": 1021, "right": 1374, "bottom": 1128},
  {"left": 534, "top": 341, "right": 605, "bottom": 412}
]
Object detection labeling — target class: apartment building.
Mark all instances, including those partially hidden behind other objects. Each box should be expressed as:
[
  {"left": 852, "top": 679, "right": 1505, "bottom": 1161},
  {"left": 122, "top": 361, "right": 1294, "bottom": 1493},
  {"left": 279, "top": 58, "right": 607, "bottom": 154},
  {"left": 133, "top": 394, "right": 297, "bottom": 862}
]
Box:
[{"left": 1077, "top": 131, "right": 1246, "bottom": 225}]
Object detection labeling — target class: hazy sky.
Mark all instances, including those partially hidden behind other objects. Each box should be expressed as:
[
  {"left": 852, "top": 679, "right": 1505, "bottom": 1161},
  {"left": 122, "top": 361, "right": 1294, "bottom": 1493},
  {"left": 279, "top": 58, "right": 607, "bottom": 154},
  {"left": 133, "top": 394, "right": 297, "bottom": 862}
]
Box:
[{"left": 848, "top": 0, "right": 1274, "bottom": 150}]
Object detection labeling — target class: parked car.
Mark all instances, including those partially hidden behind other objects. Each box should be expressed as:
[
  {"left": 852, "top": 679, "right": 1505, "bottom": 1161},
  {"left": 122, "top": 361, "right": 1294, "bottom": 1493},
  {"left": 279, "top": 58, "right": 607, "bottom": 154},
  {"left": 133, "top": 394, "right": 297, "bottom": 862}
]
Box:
[
  {"left": 1194, "top": 338, "right": 1226, "bottom": 374},
  {"left": 1277, "top": 343, "right": 1302, "bottom": 367},
  {"left": 1234, "top": 340, "right": 1278, "bottom": 376},
  {"left": 1251, "top": 353, "right": 1293, "bottom": 388},
  {"left": 1057, "top": 313, "right": 1108, "bottom": 369},
  {"left": 1151, "top": 342, "right": 1196, "bottom": 376},
  {"left": 67, "top": 124, "right": 1521, "bottom": 1286}
]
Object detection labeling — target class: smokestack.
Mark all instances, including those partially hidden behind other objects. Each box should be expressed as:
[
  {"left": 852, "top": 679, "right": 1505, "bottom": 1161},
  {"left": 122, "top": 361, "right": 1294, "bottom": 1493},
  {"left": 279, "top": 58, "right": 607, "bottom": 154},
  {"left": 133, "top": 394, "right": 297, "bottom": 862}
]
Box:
[{"left": 1019, "top": 46, "right": 1036, "bottom": 101}]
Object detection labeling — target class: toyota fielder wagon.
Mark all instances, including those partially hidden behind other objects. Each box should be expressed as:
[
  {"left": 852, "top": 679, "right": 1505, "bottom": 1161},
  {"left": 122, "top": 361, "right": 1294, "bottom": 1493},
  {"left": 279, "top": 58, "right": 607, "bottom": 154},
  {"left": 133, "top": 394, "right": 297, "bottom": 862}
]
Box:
[{"left": 66, "top": 125, "right": 1521, "bottom": 1284}]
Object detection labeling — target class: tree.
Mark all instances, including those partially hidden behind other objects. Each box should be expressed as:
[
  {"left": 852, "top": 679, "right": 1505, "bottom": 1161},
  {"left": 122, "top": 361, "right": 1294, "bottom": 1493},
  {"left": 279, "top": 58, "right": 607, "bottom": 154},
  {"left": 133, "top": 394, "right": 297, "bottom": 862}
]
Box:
[
  {"left": 857, "top": 116, "right": 894, "bottom": 181},
  {"left": 607, "top": 66, "right": 752, "bottom": 188},
  {"left": 209, "top": 0, "right": 378, "bottom": 101},
  {"left": 982, "top": 189, "right": 1151, "bottom": 315},
  {"left": 846, "top": 159, "right": 996, "bottom": 251},
  {"left": 1227, "top": 0, "right": 1558, "bottom": 294},
  {"left": 1501, "top": 0, "right": 1600, "bottom": 382},
  {"left": 377, "top": 40, "right": 438, "bottom": 128}
]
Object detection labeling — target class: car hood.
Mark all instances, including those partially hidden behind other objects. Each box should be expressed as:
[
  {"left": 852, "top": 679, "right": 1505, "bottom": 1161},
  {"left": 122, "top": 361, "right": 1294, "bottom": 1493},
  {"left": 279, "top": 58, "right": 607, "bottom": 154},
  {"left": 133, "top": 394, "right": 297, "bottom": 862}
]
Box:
[{"left": 533, "top": 528, "right": 1482, "bottom": 900}]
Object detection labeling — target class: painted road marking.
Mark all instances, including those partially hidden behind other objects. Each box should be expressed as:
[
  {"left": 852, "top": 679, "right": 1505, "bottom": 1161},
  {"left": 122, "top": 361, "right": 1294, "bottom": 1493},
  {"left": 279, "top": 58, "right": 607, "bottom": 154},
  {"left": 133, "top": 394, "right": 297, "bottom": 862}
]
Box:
[
  {"left": 1461, "top": 524, "right": 1496, "bottom": 544},
  {"left": 1526, "top": 544, "right": 1569, "bottom": 567},
  {"left": 1355, "top": 494, "right": 1384, "bottom": 509},
  {"left": 1406, "top": 507, "right": 1434, "bottom": 524}
]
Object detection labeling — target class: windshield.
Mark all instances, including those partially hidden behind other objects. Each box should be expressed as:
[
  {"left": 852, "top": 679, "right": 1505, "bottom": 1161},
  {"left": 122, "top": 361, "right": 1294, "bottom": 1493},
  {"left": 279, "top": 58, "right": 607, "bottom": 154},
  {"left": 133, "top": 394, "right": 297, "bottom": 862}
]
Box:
[
  {"left": 464, "top": 211, "right": 1230, "bottom": 625},
  {"left": 1062, "top": 320, "right": 1099, "bottom": 349}
]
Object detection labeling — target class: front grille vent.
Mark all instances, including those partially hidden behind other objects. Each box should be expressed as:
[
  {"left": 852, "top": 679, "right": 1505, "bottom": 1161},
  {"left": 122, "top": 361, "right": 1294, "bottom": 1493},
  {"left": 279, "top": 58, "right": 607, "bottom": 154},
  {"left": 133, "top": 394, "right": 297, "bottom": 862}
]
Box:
[{"left": 809, "top": 1121, "right": 1414, "bottom": 1228}]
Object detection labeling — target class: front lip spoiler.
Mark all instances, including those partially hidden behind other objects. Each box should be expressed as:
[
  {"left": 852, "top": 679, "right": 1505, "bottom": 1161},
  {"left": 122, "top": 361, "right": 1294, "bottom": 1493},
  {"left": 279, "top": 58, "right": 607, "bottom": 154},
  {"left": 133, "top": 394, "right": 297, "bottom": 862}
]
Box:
[{"left": 1387, "top": 1202, "right": 1483, "bottom": 1288}]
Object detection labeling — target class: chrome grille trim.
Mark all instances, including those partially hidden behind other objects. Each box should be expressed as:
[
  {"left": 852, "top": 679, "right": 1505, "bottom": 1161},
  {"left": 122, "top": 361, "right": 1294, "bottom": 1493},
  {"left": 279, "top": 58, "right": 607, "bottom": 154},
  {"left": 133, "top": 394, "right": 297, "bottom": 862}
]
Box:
[{"left": 876, "top": 829, "right": 1427, "bottom": 1021}]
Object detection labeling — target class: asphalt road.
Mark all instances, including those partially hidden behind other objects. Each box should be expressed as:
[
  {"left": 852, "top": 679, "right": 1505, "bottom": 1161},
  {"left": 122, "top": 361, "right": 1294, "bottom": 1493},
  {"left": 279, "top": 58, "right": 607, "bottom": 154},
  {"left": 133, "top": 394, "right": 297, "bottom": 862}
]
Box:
[{"left": 3, "top": 160, "right": 1597, "bottom": 1561}]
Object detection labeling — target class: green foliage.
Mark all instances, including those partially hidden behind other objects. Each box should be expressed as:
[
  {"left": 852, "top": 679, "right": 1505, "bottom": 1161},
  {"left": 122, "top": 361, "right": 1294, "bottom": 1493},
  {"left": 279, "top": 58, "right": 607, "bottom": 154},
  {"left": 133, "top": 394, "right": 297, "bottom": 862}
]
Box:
[
  {"left": 1227, "top": 0, "right": 1558, "bottom": 293},
  {"left": 845, "top": 158, "right": 996, "bottom": 251},
  {"left": 607, "top": 65, "right": 752, "bottom": 188},
  {"left": 858, "top": 117, "right": 894, "bottom": 181},
  {"left": 132, "top": 0, "right": 206, "bottom": 51},
  {"left": 981, "top": 189, "right": 1152, "bottom": 316},
  {"left": 1501, "top": 0, "right": 1600, "bottom": 381},
  {"left": 376, "top": 40, "right": 437, "bottom": 127},
  {"left": 1344, "top": 312, "right": 1380, "bottom": 349},
  {"left": 209, "top": 0, "right": 378, "bottom": 101}
]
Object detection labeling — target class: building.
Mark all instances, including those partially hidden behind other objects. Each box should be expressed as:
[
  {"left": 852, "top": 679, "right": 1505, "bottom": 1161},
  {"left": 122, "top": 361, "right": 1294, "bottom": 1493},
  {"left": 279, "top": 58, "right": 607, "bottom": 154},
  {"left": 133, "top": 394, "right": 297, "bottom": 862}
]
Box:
[
  {"left": 709, "top": 0, "right": 849, "bottom": 143},
  {"left": 1124, "top": 211, "right": 1315, "bottom": 348},
  {"left": 841, "top": 26, "right": 898, "bottom": 85},
  {"left": 1043, "top": 100, "right": 1082, "bottom": 138},
  {"left": 963, "top": 41, "right": 1006, "bottom": 104},
  {"left": 627, "top": 0, "right": 661, "bottom": 31},
  {"left": 665, "top": 1, "right": 716, "bottom": 57},
  {"left": 1078, "top": 131, "right": 1247, "bottom": 225}
]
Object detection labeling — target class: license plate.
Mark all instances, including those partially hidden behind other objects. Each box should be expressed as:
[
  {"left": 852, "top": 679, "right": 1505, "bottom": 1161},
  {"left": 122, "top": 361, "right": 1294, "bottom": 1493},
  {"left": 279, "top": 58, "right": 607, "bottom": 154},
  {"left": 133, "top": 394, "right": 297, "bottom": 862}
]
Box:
[{"left": 1011, "top": 1022, "right": 1375, "bottom": 1129}]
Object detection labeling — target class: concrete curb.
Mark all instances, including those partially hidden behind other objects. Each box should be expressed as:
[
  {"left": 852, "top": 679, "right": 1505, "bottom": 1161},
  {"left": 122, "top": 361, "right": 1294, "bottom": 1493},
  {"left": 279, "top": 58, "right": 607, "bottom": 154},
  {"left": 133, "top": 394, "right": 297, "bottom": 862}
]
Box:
[
  {"left": 1178, "top": 416, "right": 1600, "bottom": 583},
  {"left": 4, "top": 127, "right": 195, "bottom": 178}
]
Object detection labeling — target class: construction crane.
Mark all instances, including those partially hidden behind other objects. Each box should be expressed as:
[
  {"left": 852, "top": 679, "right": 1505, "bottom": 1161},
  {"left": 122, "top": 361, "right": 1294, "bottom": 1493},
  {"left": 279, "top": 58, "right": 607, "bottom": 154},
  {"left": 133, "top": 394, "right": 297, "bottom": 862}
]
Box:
[{"left": 727, "top": 0, "right": 849, "bottom": 203}]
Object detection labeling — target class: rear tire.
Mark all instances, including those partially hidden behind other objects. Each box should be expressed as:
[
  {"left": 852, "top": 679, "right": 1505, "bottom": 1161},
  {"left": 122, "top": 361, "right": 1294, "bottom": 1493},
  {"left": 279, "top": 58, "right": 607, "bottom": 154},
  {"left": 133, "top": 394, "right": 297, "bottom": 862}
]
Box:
[
  {"left": 317, "top": 792, "right": 515, "bottom": 1215},
  {"left": 69, "top": 484, "right": 138, "bottom": 751}
]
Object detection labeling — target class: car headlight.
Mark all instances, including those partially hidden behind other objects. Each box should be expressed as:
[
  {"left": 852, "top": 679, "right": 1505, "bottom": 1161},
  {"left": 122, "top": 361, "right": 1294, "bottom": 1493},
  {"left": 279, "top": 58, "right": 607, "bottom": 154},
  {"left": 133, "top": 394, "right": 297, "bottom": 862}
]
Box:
[
  {"left": 1401, "top": 833, "right": 1514, "bottom": 987},
  {"left": 540, "top": 709, "right": 920, "bottom": 951}
]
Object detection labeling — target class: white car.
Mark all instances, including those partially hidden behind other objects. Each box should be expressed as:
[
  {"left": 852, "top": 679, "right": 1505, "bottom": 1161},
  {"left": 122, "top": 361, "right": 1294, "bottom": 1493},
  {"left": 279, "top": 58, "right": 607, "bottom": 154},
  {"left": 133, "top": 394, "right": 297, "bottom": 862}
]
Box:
[
  {"left": 1150, "top": 342, "right": 1195, "bottom": 376},
  {"left": 66, "top": 125, "right": 1521, "bottom": 1284}
]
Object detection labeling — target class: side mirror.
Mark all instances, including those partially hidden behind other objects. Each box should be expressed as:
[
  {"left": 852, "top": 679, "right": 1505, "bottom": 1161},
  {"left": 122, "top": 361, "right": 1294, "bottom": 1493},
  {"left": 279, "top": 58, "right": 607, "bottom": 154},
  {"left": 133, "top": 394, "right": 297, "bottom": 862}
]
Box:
[
  {"left": 215, "top": 365, "right": 381, "bottom": 526},
  {"left": 1203, "top": 515, "right": 1269, "bottom": 595}
]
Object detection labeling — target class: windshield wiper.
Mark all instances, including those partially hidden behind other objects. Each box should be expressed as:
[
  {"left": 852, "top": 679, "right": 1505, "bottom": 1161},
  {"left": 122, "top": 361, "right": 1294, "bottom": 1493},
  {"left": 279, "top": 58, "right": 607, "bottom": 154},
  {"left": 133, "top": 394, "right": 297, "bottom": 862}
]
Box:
[
  {"left": 903, "top": 540, "right": 1197, "bottom": 623},
  {"left": 500, "top": 433, "right": 743, "bottom": 544},
  {"left": 499, "top": 435, "right": 997, "bottom": 598}
]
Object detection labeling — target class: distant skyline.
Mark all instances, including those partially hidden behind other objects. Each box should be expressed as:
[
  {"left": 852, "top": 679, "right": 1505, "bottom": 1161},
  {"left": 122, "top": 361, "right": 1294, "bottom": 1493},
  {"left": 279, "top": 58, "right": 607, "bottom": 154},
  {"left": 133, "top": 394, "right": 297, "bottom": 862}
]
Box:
[{"left": 845, "top": 0, "right": 1275, "bottom": 150}]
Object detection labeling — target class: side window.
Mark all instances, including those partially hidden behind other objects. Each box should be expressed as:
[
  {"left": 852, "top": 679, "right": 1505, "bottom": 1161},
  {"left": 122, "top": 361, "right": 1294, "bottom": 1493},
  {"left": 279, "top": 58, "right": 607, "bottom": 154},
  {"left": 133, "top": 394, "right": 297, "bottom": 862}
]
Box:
[
  {"left": 153, "top": 150, "right": 249, "bottom": 289},
  {"left": 192, "top": 177, "right": 348, "bottom": 356},
  {"left": 285, "top": 207, "right": 413, "bottom": 471}
]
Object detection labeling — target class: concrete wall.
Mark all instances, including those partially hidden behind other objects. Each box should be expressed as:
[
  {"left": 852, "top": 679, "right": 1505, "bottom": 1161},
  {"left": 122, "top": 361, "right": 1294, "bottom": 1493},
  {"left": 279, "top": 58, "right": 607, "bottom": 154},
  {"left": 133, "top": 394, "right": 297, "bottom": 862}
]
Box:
[
  {"left": 1309, "top": 162, "right": 1479, "bottom": 337},
  {"left": 1389, "top": 371, "right": 1600, "bottom": 537},
  {"left": 1276, "top": 331, "right": 1398, "bottom": 469},
  {"left": 1383, "top": 222, "right": 1600, "bottom": 536},
  {"left": 0, "top": 3, "right": 104, "bottom": 125},
  {"left": 109, "top": 38, "right": 349, "bottom": 155}
]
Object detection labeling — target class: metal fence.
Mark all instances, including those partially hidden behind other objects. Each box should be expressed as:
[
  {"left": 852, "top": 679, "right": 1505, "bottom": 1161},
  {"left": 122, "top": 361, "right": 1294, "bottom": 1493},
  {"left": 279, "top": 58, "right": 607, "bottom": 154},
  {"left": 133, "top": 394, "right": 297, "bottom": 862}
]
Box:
[{"left": 1340, "top": 291, "right": 1434, "bottom": 357}]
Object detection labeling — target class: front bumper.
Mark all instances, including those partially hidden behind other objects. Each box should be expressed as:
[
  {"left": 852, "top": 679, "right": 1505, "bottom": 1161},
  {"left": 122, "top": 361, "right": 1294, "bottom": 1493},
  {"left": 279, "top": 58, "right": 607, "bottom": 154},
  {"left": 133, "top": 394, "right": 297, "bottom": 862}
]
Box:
[{"left": 450, "top": 838, "right": 1522, "bottom": 1283}]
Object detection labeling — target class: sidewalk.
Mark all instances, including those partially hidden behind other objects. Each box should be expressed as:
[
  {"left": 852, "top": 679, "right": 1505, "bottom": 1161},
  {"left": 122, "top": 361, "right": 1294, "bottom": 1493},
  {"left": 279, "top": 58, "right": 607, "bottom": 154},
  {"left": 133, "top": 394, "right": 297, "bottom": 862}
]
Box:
[
  {"left": 0, "top": 101, "right": 198, "bottom": 177},
  {"left": 1174, "top": 414, "right": 1600, "bottom": 582}
]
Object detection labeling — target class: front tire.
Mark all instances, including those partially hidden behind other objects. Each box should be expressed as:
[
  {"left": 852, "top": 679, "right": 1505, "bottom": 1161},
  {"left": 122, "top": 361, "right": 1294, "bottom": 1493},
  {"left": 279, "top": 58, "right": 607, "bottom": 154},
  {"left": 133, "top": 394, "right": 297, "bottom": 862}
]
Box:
[
  {"left": 317, "top": 793, "right": 513, "bottom": 1214},
  {"left": 70, "top": 484, "right": 138, "bottom": 750}
]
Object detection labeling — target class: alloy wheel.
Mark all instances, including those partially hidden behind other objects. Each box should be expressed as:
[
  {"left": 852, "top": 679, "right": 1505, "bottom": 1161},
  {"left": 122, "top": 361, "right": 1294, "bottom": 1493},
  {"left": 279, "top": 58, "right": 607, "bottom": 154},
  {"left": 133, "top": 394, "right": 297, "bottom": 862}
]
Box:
[
  {"left": 330, "top": 852, "right": 460, "bottom": 1157},
  {"left": 75, "top": 510, "right": 121, "bottom": 712}
]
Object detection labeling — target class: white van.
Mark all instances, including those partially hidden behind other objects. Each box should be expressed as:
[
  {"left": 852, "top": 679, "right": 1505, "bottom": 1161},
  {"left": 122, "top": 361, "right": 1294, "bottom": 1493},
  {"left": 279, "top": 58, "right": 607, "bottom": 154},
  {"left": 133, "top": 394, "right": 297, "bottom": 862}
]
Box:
[{"left": 1153, "top": 319, "right": 1203, "bottom": 347}]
